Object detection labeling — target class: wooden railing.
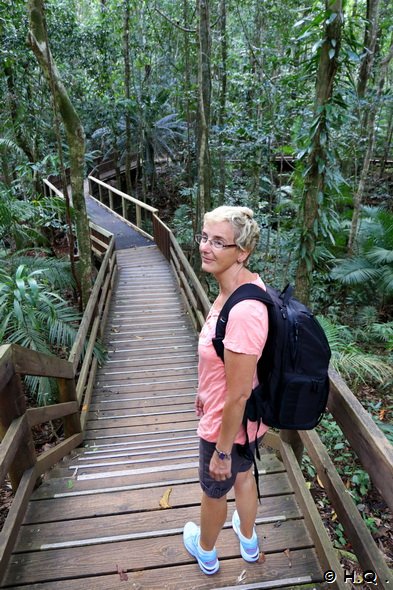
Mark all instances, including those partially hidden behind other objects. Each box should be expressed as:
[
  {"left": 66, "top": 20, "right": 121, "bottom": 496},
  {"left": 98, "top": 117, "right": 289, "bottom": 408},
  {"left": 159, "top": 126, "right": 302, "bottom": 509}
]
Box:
[
  {"left": 88, "top": 175, "right": 210, "bottom": 331},
  {"left": 0, "top": 210, "right": 116, "bottom": 580},
  {"left": 273, "top": 370, "right": 393, "bottom": 588},
  {"left": 1, "top": 174, "right": 392, "bottom": 587}
]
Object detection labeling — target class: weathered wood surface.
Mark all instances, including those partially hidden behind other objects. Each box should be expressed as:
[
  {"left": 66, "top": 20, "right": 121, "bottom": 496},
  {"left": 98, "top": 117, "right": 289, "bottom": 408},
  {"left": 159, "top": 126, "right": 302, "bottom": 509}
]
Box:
[{"left": 1, "top": 246, "right": 324, "bottom": 589}]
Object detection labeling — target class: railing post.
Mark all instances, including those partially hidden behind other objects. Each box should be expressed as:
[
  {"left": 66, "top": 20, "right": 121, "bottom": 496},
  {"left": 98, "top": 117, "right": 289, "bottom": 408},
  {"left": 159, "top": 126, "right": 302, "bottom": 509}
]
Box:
[
  {"left": 109, "top": 188, "right": 114, "bottom": 211},
  {"left": 122, "top": 196, "right": 127, "bottom": 219},
  {"left": 58, "top": 378, "right": 82, "bottom": 439},
  {"left": 0, "top": 372, "right": 36, "bottom": 492},
  {"left": 136, "top": 204, "right": 142, "bottom": 229},
  {"left": 279, "top": 430, "right": 304, "bottom": 464},
  {"left": 98, "top": 182, "right": 103, "bottom": 203}
]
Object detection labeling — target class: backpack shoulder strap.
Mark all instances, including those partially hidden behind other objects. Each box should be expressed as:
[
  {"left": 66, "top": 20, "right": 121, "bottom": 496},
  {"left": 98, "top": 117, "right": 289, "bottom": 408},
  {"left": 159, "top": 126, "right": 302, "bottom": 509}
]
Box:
[{"left": 212, "top": 283, "right": 273, "bottom": 361}]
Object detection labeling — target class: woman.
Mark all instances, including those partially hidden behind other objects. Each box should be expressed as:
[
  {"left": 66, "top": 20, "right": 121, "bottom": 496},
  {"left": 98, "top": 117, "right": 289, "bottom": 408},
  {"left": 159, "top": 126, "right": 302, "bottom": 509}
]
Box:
[{"left": 183, "top": 205, "right": 269, "bottom": 575}]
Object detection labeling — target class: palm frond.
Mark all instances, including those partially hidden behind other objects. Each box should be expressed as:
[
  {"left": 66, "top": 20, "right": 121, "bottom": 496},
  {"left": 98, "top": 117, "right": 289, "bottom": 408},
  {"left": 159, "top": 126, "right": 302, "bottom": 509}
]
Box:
[
  {"left": 330, "top": 350, "right": 393, "bottom": 384},
  {"left": 330, "top": 257, "right": 381, "bottom": 284},
  {"left": 368, "top": 246, "right": 393, "bottom": 265}
]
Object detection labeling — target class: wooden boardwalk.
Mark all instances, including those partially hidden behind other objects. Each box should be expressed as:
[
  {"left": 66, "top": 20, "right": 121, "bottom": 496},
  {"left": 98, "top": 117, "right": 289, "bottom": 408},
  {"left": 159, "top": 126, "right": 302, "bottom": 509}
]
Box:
[{"left": 1, "top": 246, "right": 324, "bottom": 589}]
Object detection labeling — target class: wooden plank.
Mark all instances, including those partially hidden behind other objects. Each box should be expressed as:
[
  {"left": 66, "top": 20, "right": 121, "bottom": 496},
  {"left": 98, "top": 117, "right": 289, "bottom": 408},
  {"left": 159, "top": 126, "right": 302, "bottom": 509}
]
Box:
[
  {"left": 24, "top": 472, "right": 294, "bottom": 523},
  {"left": 300, "top": 429, "right": 393, "bottom": 588},
  {"left": 328, "top": 369, "right": 393, "bottom": 512},
  {"left": 15, "top": 499, "right": 302, "bottom": 552},
  {"left": 2, "top": 525, "right": 318, "bottom": 587},
  {"left": 4, "top": 548, "right": 322, "bottom": 590},
  {"left": 279, "top": 439, "right": 345, "bottom": 590},
  {"left": 26, "top": 402, "right": 79, "bottom": 428}
]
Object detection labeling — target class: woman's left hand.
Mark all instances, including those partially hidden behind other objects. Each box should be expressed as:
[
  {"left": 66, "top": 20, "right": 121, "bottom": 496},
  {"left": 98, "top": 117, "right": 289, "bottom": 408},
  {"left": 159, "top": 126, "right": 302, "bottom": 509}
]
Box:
[{"left": 209, "top": 452, "right": 232, "bottom": 481}]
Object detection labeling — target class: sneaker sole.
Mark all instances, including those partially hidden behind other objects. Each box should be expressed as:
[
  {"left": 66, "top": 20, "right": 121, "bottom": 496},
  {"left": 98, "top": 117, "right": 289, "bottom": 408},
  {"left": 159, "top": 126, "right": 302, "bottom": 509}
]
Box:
[
  {"left": 232, "top": 513, "right": 260, "bottom": 563},
  {"left": 184, "top": 539, "right": 219, "bottom": 575}
]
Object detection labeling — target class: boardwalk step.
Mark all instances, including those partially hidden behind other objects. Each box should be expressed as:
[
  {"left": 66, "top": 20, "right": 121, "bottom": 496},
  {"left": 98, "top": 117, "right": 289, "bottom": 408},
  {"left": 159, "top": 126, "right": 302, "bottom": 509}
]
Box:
[{"left": 2, "top": 246, "right": 324, "bottom": 589}]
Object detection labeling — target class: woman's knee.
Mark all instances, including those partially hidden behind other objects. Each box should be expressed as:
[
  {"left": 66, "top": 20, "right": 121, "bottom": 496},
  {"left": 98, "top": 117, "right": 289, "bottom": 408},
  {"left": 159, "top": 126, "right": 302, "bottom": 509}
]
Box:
[{"left": 234, "top": 468, "right": 255, "bottom": 493}]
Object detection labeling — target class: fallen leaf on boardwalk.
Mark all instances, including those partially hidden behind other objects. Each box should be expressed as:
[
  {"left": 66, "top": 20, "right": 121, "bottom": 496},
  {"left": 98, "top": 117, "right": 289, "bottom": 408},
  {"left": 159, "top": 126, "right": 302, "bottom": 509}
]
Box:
[
  {"left": 284, "top": 548, "right": 292, "bottom": 567},
  {"left": 159, "top": 487, "right": 172, "bottom": 509},
  {"left": 111, "top": 328, "right": 120, "bottom": 333},
  {"left": 257, "top": 552, "right": 266, "bottom": 563},
  {"left": 135, "top": 335, "right": 144, "bottom": 340},
  {"left": 116, "top": 564, "right": 128, "bottom": 581},
  {"left": 237, "top": 569, "right": 247, "bottom": 582},
  {"left": 316, "top": 474, "right": 324, "bottom": 489}
]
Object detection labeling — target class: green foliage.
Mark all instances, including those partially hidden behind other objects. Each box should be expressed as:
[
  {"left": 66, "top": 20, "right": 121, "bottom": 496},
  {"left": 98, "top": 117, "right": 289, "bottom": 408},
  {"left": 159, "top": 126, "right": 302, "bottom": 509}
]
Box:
[
  {"left": 0, "top": 263, "right": 80, "bottom": 404},
  {"left": 331, "top": 207, "right": 393, "bottom": 300},
  {"left": 318, "top": 316, "right": 393, "bottom": 385}
]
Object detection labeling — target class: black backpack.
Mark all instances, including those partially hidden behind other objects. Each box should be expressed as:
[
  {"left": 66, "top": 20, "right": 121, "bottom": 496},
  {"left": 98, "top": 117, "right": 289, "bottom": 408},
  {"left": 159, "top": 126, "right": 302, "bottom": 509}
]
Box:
[{"left": 212, "top": 283, "right": 331, "bottom": 434}]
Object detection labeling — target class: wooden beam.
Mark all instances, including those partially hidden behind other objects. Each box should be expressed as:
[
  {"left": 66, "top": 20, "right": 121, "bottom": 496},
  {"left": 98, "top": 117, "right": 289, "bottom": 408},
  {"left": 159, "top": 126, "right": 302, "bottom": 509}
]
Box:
[
  {"left": 11, "top": 345, "right": 74, "bottom": 379},
  {"left": 68, "top": 238, "right": 114, "bottom": 371},
  {"left": 0, "top": 415, "right": 28, "bottom": 485},
  {"left": 300, "top": 429, "right": 393, "bottom": 588},
  {"left": 0, "top": 345, "right": 15, "bottom": 391},
  {"left": 328, "top": 369, "right": 393, "bottom": 512},
  {"left": 279, "top": 438, "right": 346, "bottom": 589},
  {"left": 76, "top": 315, "right": 100, "bottom": 404},
  {"left": 26, "top": 402, "right": 79, "bottom": 428},
  {"left": 35, "top": 433, "right": 84, "bottom": 476},
  {"left": 0, "top": 467, "right": 38, "bottom": 585},
  {"left": 88, "top": 176, "right": 158, "bottom": 213},
  {"left": 169, "top": 233, "right": 211, "bottom": 317}
]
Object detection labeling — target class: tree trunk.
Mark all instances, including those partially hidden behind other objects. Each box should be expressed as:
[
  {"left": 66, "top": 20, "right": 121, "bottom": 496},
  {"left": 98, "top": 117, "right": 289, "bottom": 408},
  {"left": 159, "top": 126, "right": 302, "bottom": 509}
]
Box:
[
  {"left": 217, "top": 0, "right": 227, "bottom": 204},
  {"left": 357, "top": 0, "right": 381, "bottom": 98},
  {"left": 27, "top": 0, "right": 93, "bottom": 308},
  {"left": 295, "top": 0, "right": 343, "bottom": 305},
  {"left": 196, "top": 0, "right": 211, "bottom": 230},
  {"left": 348, "top": 43, "right": 393, "bottom": 253},
  {"left": 379, "top": 106, "right": 393, "bottom": 178},
  {"left": 123, "top": 0, "right": 133, "bottom": 195},
  {"left": 183, "top": 0, "right": 193, "bottom": 186}
]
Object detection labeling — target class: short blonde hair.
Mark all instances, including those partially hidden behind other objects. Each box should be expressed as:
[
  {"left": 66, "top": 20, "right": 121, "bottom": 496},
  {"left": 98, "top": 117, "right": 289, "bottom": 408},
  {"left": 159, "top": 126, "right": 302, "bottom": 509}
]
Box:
[{"left": 204, "top": 206, "right": 260, "bottom": 259}]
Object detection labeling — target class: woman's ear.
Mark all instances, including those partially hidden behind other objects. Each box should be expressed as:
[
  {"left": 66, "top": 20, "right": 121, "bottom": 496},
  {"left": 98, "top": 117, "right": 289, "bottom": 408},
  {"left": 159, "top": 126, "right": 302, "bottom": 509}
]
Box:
[{"left": 237, "top": 250, "right": 250, "bottom": 264}]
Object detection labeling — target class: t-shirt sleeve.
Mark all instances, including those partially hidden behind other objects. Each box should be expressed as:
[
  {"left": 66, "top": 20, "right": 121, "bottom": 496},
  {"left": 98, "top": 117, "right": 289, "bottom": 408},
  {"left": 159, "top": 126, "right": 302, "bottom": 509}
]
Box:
[{"left": 223, "top": 299, "right": 268, "bottom": 356}]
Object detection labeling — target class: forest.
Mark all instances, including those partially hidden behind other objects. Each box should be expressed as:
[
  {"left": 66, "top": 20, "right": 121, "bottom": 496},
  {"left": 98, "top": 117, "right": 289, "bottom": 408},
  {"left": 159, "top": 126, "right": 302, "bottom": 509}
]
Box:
[{"left": 0, "top": 0, "right": 392, "bottom": 565}]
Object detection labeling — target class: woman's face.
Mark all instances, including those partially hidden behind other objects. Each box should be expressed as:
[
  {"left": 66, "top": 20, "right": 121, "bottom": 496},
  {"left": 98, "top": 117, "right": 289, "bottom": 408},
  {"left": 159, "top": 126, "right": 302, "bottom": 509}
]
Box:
[{"left": 199, "top": 220, "right": 240, "bottom": 275}]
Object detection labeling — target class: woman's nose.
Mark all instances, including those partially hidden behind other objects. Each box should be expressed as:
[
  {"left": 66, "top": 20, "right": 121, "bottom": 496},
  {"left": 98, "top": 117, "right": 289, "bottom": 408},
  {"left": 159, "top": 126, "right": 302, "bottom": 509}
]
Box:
[{"left": 199, "top": 239, "right": 212, "bottom": 252}]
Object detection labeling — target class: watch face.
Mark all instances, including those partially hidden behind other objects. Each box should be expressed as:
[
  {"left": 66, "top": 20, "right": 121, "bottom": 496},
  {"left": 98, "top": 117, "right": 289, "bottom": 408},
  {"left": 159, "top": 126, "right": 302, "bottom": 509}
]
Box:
[{"left": 218, "top": 451, "right": 225, "bottom": 460}]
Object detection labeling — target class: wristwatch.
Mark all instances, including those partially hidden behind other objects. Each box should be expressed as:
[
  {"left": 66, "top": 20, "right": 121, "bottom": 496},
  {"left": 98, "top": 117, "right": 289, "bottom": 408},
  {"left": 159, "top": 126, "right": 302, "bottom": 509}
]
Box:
[{"left": 215, "top": 447, "right": 231, "bottom": 460}]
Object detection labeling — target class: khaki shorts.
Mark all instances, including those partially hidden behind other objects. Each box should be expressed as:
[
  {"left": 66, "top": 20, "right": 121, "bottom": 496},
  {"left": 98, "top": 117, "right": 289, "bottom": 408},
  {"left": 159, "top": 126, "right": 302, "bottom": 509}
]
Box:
[{"left": 199, "top": 438, "right": 258, "bottom": 499}]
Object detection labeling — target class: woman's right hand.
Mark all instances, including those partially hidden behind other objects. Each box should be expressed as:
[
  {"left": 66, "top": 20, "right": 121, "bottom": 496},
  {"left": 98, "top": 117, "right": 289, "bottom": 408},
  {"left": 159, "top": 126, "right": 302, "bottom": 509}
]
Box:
[{"left": 195, "top": 394, "right": 204, "bottom": 417}]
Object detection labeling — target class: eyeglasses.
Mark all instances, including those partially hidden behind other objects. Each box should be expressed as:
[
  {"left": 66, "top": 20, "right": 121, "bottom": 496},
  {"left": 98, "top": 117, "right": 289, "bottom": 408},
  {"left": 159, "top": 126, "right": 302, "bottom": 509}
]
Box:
[{"left": 195, "top": 234, "right": 238, "bottom": 250}]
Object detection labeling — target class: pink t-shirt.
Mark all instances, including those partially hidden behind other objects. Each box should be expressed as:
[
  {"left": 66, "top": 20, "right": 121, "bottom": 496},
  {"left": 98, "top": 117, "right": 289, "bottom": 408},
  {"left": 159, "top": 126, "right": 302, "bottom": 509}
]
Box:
[{"left": 197, "top": 277, "right": 269, "bottom": 445}]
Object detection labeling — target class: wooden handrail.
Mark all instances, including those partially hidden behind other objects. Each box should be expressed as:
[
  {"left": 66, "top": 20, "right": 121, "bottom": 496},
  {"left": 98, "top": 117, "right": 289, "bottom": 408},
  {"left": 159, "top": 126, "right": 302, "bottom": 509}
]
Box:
[
  {"left": 0, "top": 219, "right": 116, "bottom": 582},
  {"left": 1, "top": 174, "right": 392, "bottom": 586},
  {"left": 328, "top": 369, "right": 393, "bottom": 512}
]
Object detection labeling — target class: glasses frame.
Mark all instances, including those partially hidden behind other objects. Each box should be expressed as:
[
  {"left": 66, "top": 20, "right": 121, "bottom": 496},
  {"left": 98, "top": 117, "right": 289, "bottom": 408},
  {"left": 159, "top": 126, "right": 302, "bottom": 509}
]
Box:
[{"left": 194, "top": 234, "right": 238, "bottom": 250}]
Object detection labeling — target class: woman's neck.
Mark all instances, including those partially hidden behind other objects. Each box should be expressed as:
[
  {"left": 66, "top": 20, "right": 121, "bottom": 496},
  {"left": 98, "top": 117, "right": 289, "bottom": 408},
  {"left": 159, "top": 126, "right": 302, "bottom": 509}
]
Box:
[{"left": 215, "top": 265, "right": 255, "bottom": 299}]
